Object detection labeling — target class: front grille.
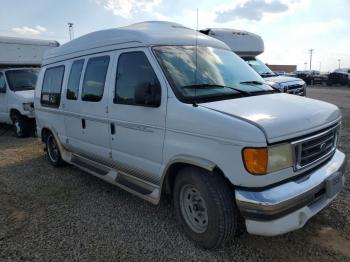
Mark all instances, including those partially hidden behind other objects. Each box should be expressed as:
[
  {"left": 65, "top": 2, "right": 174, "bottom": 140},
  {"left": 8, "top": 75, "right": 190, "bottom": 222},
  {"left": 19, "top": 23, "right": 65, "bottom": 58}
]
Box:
[
  {"left": 293, "top": 124, "right": 339, "bottom": 170},
  {"left": 285, "top": 84, "right": 304, "bottom": 96}
]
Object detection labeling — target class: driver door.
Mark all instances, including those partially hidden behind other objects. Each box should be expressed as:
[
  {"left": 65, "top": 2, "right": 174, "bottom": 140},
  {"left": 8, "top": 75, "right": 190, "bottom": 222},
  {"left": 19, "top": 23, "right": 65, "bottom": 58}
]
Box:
[{"left": 107, "top": 48, "right": 167, "bottom": 185}]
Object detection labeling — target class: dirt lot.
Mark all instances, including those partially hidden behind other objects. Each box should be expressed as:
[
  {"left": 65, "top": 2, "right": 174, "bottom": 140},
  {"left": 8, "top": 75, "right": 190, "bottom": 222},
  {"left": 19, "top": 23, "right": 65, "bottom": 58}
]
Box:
[{"left": 1, "top": 86, "right": 349, "bottom": 261}]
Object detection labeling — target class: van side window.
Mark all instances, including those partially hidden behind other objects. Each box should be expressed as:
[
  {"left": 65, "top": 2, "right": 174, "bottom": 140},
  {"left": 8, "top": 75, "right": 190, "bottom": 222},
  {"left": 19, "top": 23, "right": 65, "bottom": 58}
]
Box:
[
  {"left": 81, "top": 56, "right": 110, "bottom": 102},
  {"left": 41, "top": 66, "right": 65, "bottom": 108},
  {"left": 115, "top": 52, "right": 160, "bottom": 105},
  {"left": 0, "top": 73, "right": 6, "bottom": 91},
  {"left": 67, "top": 59, "right": 84, "bottom": 100}
]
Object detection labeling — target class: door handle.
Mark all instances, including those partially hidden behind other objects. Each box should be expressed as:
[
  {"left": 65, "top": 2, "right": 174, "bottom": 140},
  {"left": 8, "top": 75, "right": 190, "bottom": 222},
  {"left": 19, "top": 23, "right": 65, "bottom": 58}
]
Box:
[
  {"left": 110, "top": 123, "right": 115, "bottom": 135},
  {"left": 82, "top": 118, "right": 86, "bottom": 129}
]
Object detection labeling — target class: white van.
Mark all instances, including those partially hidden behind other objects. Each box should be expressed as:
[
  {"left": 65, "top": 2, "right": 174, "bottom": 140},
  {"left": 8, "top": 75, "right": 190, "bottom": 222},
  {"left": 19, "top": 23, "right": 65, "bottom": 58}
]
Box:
[
  {"left": 35, "top": 21, "right": 346, "bottom": 249},
  {"left": 200, "top": 28, "right": 306, "bottom": 96},
  {"left": 0, "top": 36, "right": 59, "bottom": 137},
  {"left": 0, "top": 68, "right": 38, "bottom": 136}
]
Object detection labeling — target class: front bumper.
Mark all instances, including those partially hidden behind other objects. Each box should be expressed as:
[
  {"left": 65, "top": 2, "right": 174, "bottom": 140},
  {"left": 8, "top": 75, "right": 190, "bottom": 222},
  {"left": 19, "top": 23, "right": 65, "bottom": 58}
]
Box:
[
  {"left": 21, "top": 110, "right": 35, "bottom": 118},
  {"left": 235, "top": 149, "right": 346, "bottom": 236}
]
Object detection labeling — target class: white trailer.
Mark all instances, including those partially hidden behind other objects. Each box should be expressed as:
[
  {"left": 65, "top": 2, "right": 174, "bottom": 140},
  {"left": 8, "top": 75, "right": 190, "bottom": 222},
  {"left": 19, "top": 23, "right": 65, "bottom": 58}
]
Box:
[
  {"left": 200, "top": 28, "right": 306, "bottom": 96},
  {"left": 0, "top": 36, "right": 59, "bottom": 67},
  {"left": 0, "top": 36, "right": 59, "bottom": 137}
]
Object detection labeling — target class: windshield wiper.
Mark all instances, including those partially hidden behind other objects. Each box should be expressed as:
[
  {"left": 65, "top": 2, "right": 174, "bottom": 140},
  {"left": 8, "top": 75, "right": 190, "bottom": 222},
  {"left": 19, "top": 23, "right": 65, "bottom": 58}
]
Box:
[
  {"left": 182, "top": 84, "right": 252, "bottom": 96},
  {"left": 240, "top": 81, "right": 280, "bottom": 93},
  {"left": 260, "top": 72, "right": 276, "bottom": 77},
  {"left": 14, "top": 85, "right": 35, "bottom": 90},
  {"left": 240, "top": 80, "right": 264, "bottom": 85}
]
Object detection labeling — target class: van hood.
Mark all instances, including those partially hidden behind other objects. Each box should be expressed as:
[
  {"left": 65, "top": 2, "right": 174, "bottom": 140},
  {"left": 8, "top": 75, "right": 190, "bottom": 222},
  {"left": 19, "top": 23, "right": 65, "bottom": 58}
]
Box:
[
  {"left": 200, "top": 93, "right": 341, "bottom": 143},
  {"left": 264, "top": 75, "right": 304, "bottom": 84},
  {"left": 13, "top": 90, "right": 34, "bottom": 102}
]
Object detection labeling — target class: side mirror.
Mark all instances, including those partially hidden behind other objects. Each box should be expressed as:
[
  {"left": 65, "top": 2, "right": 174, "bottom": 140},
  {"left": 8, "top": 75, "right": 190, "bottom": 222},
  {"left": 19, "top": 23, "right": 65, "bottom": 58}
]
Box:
[{"left": 134, "top": 82, "right": 161, "bottom": 107}]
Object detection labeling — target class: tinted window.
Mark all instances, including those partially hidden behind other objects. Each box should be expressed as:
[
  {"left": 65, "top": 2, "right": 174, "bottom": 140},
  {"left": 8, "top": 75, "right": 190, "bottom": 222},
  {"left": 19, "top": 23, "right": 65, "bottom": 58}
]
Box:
[
  {"left": 67, "top": 59, "right": 84, "bottom": 100},
  {"left": 0, "top": 73, "right": 5, "bottom": 90},
  {"left": 115, "top": 52, "right": 160, "bottom": 105},
  {"left": 41, "top": 66, "right": 65, "bottom": 108},
  {"left": 153, "top": 46, "right": 272, "bottom": 103},
  {"left": 81, "top": 56, "right": 110, "bottom": 102},
  {"left": 5, "top": 69, "right": 38, "bottom": 91}
]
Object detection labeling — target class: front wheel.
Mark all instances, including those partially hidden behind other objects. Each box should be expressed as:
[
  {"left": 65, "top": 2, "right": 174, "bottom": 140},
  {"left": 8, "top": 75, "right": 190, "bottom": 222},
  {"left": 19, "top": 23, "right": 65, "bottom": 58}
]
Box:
[
  {"left": 11, "top": 114, "right": 30, "bottom": 138},
  {"left": 173, "top": 167, "right": 241, "bottom": 249}
]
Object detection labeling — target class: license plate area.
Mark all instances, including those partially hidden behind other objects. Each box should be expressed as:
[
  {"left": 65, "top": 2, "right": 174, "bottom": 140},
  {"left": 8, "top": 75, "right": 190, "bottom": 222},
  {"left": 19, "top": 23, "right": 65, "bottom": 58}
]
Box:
[{"left": 325, "top": 172, "right": 343, "bottom": 198}]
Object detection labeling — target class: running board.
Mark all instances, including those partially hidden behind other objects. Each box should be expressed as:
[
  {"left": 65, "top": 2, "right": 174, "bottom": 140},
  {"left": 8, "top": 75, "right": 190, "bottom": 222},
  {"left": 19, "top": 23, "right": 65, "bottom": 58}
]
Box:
[{"left": 69, "top": 153, "right": 160, "bottom": 204}]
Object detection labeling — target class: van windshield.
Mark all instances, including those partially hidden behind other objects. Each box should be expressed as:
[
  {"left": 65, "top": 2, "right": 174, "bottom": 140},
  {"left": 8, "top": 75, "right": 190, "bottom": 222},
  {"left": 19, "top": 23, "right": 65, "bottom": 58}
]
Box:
[
  {"left": 5, "top": 69, "right": 38, "bottom": 91},
  {"left": 243, "top": 58, "right": 276, "bottom": 77},
  {"left": 153, "top": 46, "right": 274, "bottom": 103}
]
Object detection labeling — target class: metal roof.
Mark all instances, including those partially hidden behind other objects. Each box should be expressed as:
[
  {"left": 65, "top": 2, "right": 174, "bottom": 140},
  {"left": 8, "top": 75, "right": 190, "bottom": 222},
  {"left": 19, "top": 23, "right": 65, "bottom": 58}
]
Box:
[
  {"left": 43, "top": 21, "right": 230, "bottom": 64},
  {"left": 0, "top": 36, "right": 59, "bottom": 46}
]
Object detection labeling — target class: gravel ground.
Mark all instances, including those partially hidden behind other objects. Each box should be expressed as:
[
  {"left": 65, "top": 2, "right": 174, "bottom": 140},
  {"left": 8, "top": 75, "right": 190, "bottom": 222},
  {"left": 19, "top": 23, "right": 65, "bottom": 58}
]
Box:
[{"left": 0, "top": 86, "right": 349, "bottom": 261}]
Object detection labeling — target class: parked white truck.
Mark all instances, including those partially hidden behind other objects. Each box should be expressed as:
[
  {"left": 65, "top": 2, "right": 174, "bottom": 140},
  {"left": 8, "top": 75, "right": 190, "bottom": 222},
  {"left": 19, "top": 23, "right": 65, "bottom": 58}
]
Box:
[
  {"left": 35, "top": 22, "right": 346, "bottom": 249},
  {"left": 200, "top": 28, "right": 306, "bottom": 96},
  {"left": 0, "top": 36, "right": 59, "bottom": 137}
]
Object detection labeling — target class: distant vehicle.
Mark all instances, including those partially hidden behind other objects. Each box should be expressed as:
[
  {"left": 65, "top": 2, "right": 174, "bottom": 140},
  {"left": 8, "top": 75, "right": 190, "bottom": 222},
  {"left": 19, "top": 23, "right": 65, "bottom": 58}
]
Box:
[
  {"left": 273, "top": 71, "right": 287, "bottom": 76},
  {"left": 292, "top": 70, "right": 327, "bottom": 85},
  {"left": 35, "top": 21, "right": 346, "bottom": 249},
  {"left": 0, "top": 36, "right": 59, "bottom": 137},
  {"left": 327, "top": 68, "right": 350, "bottom": 86},
  {"left": 200, "top": 28, "right": 306, "bottom": 96}
]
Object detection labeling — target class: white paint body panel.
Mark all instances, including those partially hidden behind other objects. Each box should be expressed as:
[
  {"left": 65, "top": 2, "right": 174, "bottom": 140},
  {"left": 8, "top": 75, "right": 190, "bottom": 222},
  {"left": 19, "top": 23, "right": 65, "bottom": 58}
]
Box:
[
  {"left": 0, "top": 36, "right": 59, "bottom": 66},
  {"left": 201, "top": 93, "right": 341, "bottom": 143},
  {"left": 34, "top": 22, "right": 343, "bottom": 214}
]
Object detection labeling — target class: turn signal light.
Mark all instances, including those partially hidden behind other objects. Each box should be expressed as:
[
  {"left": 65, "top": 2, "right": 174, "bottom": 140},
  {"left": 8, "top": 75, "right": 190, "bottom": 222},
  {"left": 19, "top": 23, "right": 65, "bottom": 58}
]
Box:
[{"left": 243, "top": 148, "right": 268, "bottom": 175}]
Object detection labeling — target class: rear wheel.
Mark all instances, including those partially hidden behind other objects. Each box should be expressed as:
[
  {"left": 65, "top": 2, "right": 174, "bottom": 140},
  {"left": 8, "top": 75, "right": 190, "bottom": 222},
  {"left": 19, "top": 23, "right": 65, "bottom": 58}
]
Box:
[
  {"left": 45, "top": 132, "right": 64, "bottom": 167},
  {"left": 11, "top": 113, "right": 30, "bottom": 138},
  {"left": 173, "top": 167, "right": 240, "bottom": 249}
]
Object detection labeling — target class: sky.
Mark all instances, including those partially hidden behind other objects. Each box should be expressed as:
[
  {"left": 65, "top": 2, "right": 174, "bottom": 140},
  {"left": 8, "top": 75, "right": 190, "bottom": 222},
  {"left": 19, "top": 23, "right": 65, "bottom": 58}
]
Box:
[{"left": 0, "top": 0, "right": 349, "bottom": 71}]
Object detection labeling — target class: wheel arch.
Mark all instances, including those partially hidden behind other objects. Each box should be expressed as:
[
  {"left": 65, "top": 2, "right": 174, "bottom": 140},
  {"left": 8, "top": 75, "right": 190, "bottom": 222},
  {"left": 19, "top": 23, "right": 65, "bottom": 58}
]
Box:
[
  {"left": 40, "top": 125, "right": 70, "bottom": 161},
  {"left": 41, "top": 126, "right": 52, "bottom": 143},
  {"left": 9, "top": 108, "right": 21, "bottom": 119},
  {"left": 161, "top": 156, "right": 231, "bottom": 195}
]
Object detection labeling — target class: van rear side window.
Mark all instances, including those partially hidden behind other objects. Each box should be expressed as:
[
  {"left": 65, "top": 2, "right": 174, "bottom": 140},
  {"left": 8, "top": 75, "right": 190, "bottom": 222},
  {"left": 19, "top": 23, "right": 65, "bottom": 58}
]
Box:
[
  {"left": 67, "top": 59, "right": 84, "bottom": 100},
  {"left": 81, "top": 56, "right": 110, "bottom": 102},
  {"left": 41, "top": 66, "right": 65, "bottom": 108}
]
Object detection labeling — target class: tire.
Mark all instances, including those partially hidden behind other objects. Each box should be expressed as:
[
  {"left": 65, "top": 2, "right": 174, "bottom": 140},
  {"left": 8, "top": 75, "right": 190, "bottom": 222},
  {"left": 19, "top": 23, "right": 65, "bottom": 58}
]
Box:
[
  {"left": 45, "top": 132, "right": 65, "bottom": 167},
  {"left": 173, "top": 167, "right": 240, "bottom": 249},
  {"left": 11, "top": 113, "right": 30, "bottom": 138}
]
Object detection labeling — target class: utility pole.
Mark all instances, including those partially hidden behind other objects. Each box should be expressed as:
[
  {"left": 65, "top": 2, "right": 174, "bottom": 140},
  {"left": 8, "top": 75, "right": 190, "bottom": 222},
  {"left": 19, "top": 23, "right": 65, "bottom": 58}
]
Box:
[
  {"left": 68, "top": 23, "right": 74, "bottom": 41},
  {"left": 338, "top": 59, "right": 341, "bottom": 69},
  {"left": 304, "top": 62, "right": 307, "bottom": 70},
  {"left": 308, "top": 49, "right": 314, "bottom": 71}
]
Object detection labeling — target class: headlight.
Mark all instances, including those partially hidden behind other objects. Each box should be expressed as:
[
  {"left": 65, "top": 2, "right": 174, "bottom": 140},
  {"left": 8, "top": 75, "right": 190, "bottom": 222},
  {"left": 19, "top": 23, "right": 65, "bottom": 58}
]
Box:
[
  {"left": 242, "top": 144, "right": 293, "bottom": 175},
  {"left": 23, "top": 102, "right": 34, "bottom": 112}
]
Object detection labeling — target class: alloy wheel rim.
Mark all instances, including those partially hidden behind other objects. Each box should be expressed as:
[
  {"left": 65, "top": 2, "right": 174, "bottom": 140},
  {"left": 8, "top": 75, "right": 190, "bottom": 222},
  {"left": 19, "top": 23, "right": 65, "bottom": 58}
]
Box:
[
  {"left": 14, "top": 120, "right": 21, "bottom": 136},
  {"left": 179, "top": 184, "right": 208, "bottom": 233},
  {"left": 48, "top": 135, "right": 59, "bottom": 162}
]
